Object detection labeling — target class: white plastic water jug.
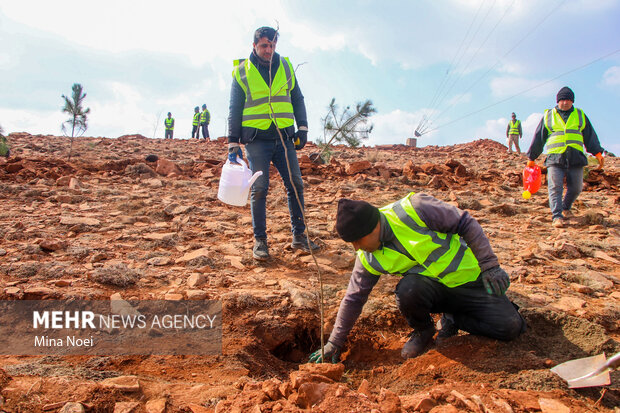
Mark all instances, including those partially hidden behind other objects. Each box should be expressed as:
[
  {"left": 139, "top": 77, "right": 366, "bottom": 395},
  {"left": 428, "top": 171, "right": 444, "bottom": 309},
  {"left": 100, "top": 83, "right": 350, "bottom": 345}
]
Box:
[{"left": 217, "top": 157, "right": 263, "bottom": 206}]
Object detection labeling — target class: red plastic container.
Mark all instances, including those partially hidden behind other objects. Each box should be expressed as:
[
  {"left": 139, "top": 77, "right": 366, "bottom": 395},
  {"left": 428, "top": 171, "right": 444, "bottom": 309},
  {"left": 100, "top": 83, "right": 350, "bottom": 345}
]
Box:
[{"left": 522, "top": 165, "right": 542, "bottom": 199}]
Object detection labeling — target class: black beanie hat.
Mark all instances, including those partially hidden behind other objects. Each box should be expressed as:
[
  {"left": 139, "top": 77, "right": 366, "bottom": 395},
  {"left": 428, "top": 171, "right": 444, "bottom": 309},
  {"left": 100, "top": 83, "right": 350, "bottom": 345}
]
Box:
[
  {"left": 336, "top": 198, "right": 380, "bottom": 242},
  {"left": 556, "top": 86, "right": 574, "bottom": 103}
]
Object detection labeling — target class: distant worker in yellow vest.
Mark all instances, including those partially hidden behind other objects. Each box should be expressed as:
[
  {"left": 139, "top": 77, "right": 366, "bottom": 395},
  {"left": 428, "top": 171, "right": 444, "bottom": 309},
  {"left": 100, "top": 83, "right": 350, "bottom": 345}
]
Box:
[
  {"left": 226, "top": 26, "right": 318, "bottom": 261},
  {"left": 309, "top": 194, "right": 526, "bottom": 363},
  {"left": 192, "top": 106, "right": 200, "bottom": 139},
  {"left": 200, "top": 104, "right": 210, "bottom": 140},
  {"left": 164, "top": 112, "right": 174, "bottom": 139},
  {"left": 506, "top": 112, "right": 522, "bottom": 153},
  {"left": 526, "top": 86, "right": 604, "bottom": 228}
]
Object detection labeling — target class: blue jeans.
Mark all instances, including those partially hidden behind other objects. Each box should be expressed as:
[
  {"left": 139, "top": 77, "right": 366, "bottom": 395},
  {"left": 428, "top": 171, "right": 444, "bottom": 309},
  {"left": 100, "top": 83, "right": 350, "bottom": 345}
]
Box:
[
  {"left": 245, "top": 138, "right": 305, "bottom": 240},
  {"left": 547, "top": 165, "right": 583, "bottom": 220}
]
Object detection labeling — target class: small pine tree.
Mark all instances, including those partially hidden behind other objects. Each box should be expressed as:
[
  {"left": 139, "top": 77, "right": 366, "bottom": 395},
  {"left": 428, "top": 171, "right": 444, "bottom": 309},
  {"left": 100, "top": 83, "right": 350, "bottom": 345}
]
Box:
[
  {"left": 61, "top": 83, "right": 90, "bottom": 161},
  {"left": 0, "top": 124, "right": 9, "bottom": 157},
  {"left": 317, "top": 98, "right": 376, "bottom": 161}
]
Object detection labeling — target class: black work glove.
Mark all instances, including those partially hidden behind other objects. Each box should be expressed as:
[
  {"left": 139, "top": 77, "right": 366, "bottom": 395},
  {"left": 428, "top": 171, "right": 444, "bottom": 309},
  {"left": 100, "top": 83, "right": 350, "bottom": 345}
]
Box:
[
  {"left": 308, "top": 342, "right": 341, "bottom": 363},
  {"left": 293, "top": 129, "right": 308, "bottom": 150},
  {"left": 480, "top": 266, "right": 510, "bottom": 296},
  {"left": 228, "top": 143, "right": 243, "bottom": 164}
]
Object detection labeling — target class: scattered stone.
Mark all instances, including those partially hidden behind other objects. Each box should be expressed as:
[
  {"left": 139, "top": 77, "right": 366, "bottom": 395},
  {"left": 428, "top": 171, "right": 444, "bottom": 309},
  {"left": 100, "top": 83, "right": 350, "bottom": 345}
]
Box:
[
  {"left": 176, "top": 247, "right": 211, "bottom": 264},
  {"left": 414, "top": 397, "right": 437, "bottom": 413},
  {"left": 186, "top": 290, "right": 208, "bottom": 300},
  {"left": 164, "top": 293, "right": 184, "bottom": 300},
  {"left": 113, "top": 401, "right": 141, "bottom": 413},
  {"left": 39, "top": 239, "right": 68, "bottom": 252},
  {"left": 60, "top": 216, "right": 101, "bottom": 227},
  {"left": 145, "top": 154, "right": 159, "bottom": 162},
  {"left": 299, "top": 363, "right": 345, "bottom": 381},
  {"left": 378, "top": 388, "right": 401, "bottom": 413},
  {"left": 0, "top": 248, "right": 6, "bottom": 256},
  {"left": 538, "top": 398, "right": 570, "bottom": 413},
  {"left": 145, "top": 398, "right": 167, "bottom": 413},
  {"left": 358, "top": 379, "right": 371, "bottom": 397},
  {"left": 101, "top": 375, "right": 141, "bottom": 392},
  {"left": 296, "top": 382, "right": 330, "bottom": 408},
  {"left": 147, "top": 256, "right": 172, "bottom": 266},
  {"left": 156, "top": 159, "right": 182, "bottom": 176},
  {"left": 187, "top": 273, "right": 206, "bottom": 288},
  {"left": 58, "top": 402, "right": 85, "bottom": 413}
]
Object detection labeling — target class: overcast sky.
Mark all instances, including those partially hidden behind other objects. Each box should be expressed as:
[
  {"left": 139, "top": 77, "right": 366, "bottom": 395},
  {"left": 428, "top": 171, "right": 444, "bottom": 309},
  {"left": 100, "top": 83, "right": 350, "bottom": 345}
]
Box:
[{"left": 1, "top": 0, "right": 619, "bottom": 154}]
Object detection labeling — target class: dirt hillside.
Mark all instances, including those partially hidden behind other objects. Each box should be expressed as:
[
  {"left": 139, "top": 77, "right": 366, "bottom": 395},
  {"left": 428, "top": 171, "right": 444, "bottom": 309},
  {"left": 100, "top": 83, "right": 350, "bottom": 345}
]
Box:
[{"left": 0, "top": 133, "right": 619, "bottom": 413}]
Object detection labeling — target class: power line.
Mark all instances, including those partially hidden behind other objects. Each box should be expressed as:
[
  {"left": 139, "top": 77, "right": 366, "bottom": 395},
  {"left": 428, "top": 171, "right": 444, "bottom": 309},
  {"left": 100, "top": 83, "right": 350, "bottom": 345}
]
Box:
[
  {"left": 416, "top": 0, "right": 490, "bottom": 135},
  {"left": 420, "top": 0, "right": 564, "bottom": 133},
  {"left": 422, "top": 0, "right": 516, "bottom": 133},
  {"left": 423, "top": 47, "right": 620, "bottom": 134}
]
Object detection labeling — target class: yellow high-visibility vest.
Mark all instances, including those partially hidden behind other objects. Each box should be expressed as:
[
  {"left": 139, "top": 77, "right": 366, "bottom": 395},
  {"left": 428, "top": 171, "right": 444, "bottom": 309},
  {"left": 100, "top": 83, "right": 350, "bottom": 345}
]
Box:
[
  {"left": 232, "top": 57, "right": 295, "bottom": 130},
  {"left": 543, "top": 108, "right": 585, "bottom": 154}
]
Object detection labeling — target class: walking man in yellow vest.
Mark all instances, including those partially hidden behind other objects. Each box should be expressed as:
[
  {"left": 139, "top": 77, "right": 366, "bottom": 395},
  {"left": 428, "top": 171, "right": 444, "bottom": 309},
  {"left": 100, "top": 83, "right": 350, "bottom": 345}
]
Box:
[
  {"left": 192, "top": 106, "right": 200, "bottom": 139},
  {"left": 526, "top": 87, "right": 604, "bottom": 228},
  {"left": 309, "top": 193, "right": 526, "bottom": 362},
  {"left": 506, "top": 112, "right": 522, "bottom": 153},
  {"left": 226, "top": 26, "right": 318, "bottom": 260},
  {"left": 200, "top": 104, "right": 210, "bottom": 140},
  {"left": 164, "top": 112, "right": 174, "bottom": 139}
]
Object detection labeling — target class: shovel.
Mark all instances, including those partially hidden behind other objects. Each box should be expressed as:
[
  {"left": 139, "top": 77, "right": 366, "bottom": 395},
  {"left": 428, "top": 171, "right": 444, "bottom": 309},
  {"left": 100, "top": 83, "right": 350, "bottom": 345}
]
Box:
[{"left": 550, "top": 352, "right": 620, "bottom": 388}]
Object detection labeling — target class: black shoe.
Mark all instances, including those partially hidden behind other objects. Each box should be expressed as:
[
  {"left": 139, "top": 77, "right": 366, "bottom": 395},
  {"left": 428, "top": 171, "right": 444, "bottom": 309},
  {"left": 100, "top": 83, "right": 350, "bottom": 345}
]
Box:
[
  {"left": 253, "top": 238, "right": 270, "bottom": 261},
  {"left": 291, "top": 234, "right": 320, "bottom": 252},
  {"left": 436, "top": 313, "right": 458, "bottom": 344},
  {"left": 401, "top": 326, "right": 435, "bottom": 359}
]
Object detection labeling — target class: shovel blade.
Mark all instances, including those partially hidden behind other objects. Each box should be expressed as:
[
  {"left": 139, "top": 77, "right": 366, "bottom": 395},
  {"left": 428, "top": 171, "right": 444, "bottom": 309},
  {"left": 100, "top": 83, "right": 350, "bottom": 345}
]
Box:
[{"left": 550, "top": 353, "right": 610, "bottom": 388}]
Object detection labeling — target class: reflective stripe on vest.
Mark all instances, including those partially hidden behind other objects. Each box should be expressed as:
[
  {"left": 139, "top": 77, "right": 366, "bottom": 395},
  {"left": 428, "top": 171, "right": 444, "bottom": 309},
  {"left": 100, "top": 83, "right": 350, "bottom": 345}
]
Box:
[
  {"left": 358, "top": 192, "right": 481, "bottom": 288},
  {"left": 192, "top": 113, "right": 200, "bottom": 126},
  {"left": 543, "top": 108, "right": 585, "bottom": 154},
  {"left": 200, "top": 110, "right": 208, "bottom": 123},
  {"left": 165, "top": 118, "right": 174, "bottom": 130},
  {"left": 233, "top": 57, "right": 295, "bottom": 130},
  {"left": 509, "top": 120, "right": 520, "bottom": 135}
]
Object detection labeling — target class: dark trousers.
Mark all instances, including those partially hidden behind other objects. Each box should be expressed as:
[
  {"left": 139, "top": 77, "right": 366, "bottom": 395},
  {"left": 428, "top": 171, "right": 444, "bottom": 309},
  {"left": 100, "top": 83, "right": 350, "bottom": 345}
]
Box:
[
  {"left": 165, "top": 130, "right": 173, "bottom": 139},
  {"left": 395, "top": 274, "right": 525, "bottom": 341},
  {"left": 192, "top": 125, "right": 199, "bottom": 139},
  {"left": 201, "top": 123, "right": 209, "bottom": 139}
]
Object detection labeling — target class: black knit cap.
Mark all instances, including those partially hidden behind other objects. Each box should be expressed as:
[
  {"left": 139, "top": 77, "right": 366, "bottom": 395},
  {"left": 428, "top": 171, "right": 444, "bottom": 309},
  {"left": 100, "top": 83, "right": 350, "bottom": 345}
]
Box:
[
  {"left": 336, "top": 198, "right": 380, "bottom": 242},
  {"left": 556, "top": 86, "right": 574, "bottom": 103}
]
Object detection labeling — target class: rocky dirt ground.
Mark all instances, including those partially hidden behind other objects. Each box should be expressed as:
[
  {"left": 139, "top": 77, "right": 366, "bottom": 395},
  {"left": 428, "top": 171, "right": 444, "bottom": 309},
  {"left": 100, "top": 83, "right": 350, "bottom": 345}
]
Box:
[{"left": 0, "top": 132, "right": 619, "bottom": 413}]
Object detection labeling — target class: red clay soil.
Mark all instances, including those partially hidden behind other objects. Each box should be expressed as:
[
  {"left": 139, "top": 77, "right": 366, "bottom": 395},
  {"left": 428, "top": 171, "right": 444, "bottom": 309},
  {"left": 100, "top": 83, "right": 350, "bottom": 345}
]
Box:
[{"left": 0, "top": 133, "right": 618, "bottom": 412}]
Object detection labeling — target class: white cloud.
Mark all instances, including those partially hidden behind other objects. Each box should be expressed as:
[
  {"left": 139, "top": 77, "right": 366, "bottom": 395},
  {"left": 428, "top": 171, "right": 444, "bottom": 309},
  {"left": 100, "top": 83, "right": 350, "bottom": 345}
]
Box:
[
  {"left": 0, "top": 107, "right": 65, "bottom": 136},
  {"left": 474, "top": 112, "right": 543, "bottom": 147},
  {"left": 602, "top": 66, "right": 620, "bottom": 86},
  {"left": 365, "top": 109, "right": 432, "bottom": 146},
  {"left": 490, "top": 76, "right": 560, "bottom": 99}
]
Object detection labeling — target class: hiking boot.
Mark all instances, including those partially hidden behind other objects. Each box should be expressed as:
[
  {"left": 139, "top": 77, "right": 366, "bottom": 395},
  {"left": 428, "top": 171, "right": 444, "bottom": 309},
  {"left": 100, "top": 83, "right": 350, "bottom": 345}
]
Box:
[
  {"left": 562, "top": 209, "right": 574, "bottom": 219},
  {"left": 253, "top": 238, "right": 270, "bottom": 261},
  {"left": 435, "top": 313, "right": 458, "bottom": 345},
  {"left": 552, "top": 218, "right": 565, "bottom": 228},
  {"left": 401, "top": 326, "right": 435, "bottom": 359},
  {"left": 291, "top": 234, "right": 320, "bottom": 252}
]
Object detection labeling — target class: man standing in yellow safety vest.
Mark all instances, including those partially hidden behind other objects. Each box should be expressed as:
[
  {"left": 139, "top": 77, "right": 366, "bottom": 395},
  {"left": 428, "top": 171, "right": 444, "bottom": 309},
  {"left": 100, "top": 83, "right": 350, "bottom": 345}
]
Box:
[
  {"left": 309, "top": 194, "right": 526, "bottom": 363},
  {"left": 200, "top": 104, "right": 210, "bottom": 140},
  {"left": 226, "top": 26, "right": 319, "bottom": 261},
  {"left": 526, "top": 86, "right": 605, "bottom": 228},
  {"left": 164, "top": 112, "right": 174, "bottom": 139},
  {"left": 191, "top": 106, "right": 200, "bottom": 139},
  {"left": 506, "top": 112, "right": 522, "bottom": 153}
]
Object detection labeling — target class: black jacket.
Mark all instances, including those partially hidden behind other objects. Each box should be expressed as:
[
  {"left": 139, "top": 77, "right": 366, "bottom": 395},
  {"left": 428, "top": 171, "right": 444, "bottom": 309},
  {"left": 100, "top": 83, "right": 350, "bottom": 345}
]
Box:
[
  {"left": 526, "top": 106, "right": 603, "bottom": 168},
  {"left": 227, "top": 51, "right": 308, "bottom": 144}
]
